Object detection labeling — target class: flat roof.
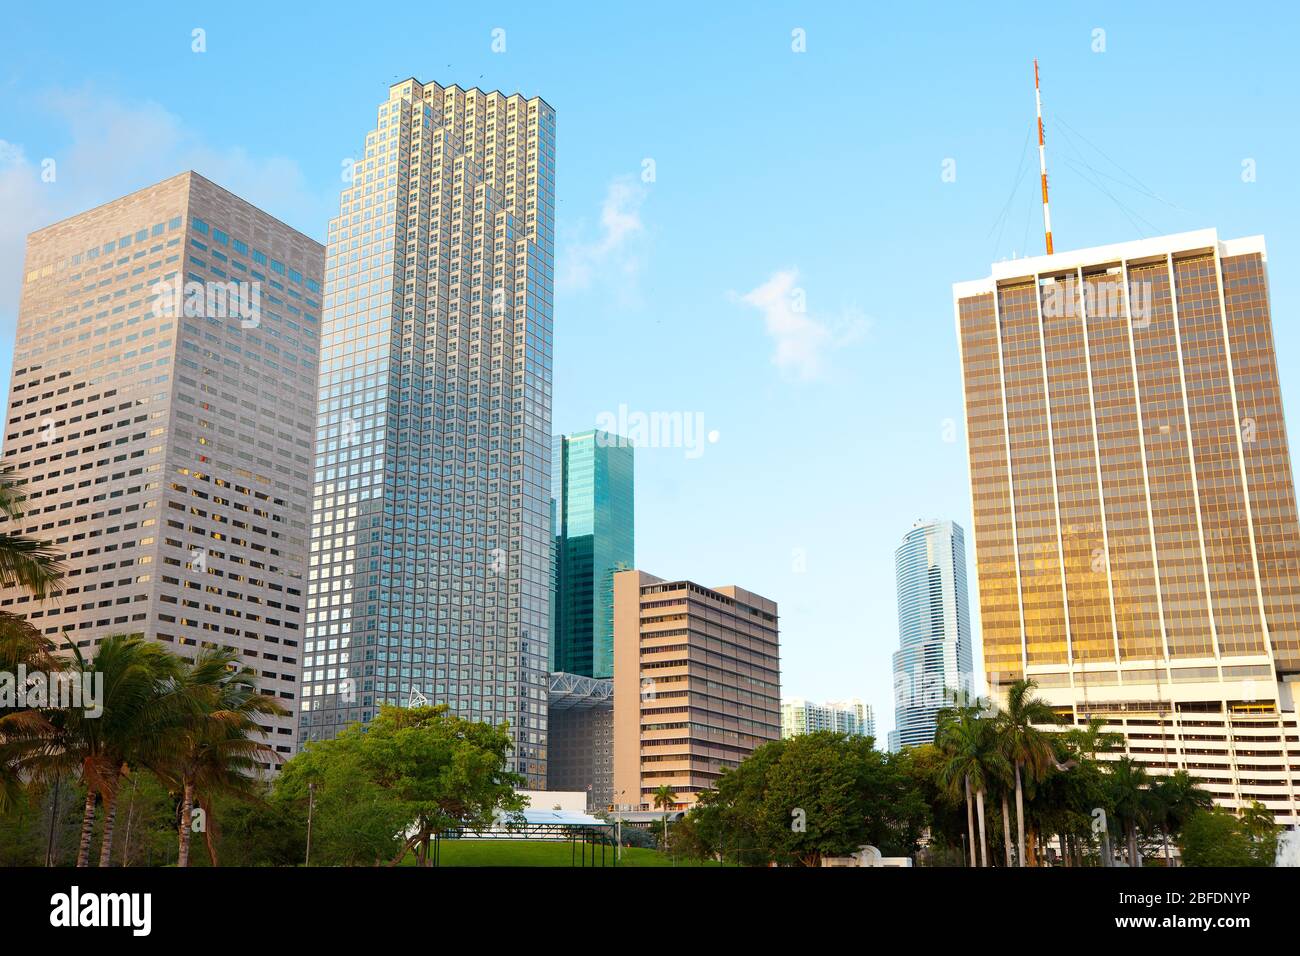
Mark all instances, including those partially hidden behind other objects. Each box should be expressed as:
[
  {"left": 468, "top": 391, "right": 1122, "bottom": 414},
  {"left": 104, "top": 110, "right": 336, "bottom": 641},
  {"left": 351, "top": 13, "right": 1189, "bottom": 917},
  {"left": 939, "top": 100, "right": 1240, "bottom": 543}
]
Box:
[{"left": 954, "top": 229, "right": 1267, "bottom": 299}]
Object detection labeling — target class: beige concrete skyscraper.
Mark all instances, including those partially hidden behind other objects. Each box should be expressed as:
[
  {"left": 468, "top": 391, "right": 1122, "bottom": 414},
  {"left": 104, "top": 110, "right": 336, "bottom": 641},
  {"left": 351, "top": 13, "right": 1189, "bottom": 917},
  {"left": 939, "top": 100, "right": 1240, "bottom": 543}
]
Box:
[
  {"left": 301, "top": 79, "right": 556, "bottom": 785},
  {"left": 955, "top": 229, "right": 1300, "bottom": 822},
  {"left": 612, "top": 570, "right": 780, "bottom": 810},
  {"left": 3, "top": 172, "right": 324, "bottom": 763}
]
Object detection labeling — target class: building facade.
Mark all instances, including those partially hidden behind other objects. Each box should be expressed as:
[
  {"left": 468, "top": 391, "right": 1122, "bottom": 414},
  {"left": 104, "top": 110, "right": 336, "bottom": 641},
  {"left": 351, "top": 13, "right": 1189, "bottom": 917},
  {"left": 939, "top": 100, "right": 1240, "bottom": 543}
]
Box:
[
  {"left": 890, "top": 519, "right": 973, "bottom": 749},
  {"left": 551, "top": 429, "right": 634, "bottom": 679},
  {"left": 545, "top": 671, "right": 613, "bottom": 810},
  {"left": 955, "top": 229, "right": 1300, "bottom": 822},
  {"left": 3, "top": 171, "right": 323, "bottom": 763},
  {"left": 612, "top": 570, "right": 780, "bottom": 810},
  {"left": 781, "top": 697, "right": 875, "bottom": 740},
  {"left": 299, "top": 79, "right": 556, "bottom": 786}
]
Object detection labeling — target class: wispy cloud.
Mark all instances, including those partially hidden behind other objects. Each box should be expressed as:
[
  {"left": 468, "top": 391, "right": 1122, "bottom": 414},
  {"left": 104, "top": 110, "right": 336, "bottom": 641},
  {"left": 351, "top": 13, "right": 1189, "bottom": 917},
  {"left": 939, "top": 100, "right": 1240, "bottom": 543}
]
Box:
[
  {"left": 558, "top": 175, "right": 648, "bottom": 294},
  {"left": 734, "top": 268, "right": 869, "bottom": 382},
  {"left": 0, "top": 87, "right": 333, "bottom": 337}
]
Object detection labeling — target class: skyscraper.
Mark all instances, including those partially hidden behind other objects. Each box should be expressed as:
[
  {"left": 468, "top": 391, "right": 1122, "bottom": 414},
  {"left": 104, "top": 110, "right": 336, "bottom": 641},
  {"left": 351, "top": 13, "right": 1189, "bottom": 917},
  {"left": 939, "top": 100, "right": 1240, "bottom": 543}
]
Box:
[
  {"left": 890, "top": 519, "right": 973, "bottom": 749},
  {"left": 300, "top": 79, "right": 556, "bottom": 786},
  {"left": 955, "top": 229, "right": 1300, "bottom": 823},
  {"left": 551, "top": 430, "right": 634, "bottom": 678},
  {"left": 3, "top": 172, "right": 323, "bottom": 763}
]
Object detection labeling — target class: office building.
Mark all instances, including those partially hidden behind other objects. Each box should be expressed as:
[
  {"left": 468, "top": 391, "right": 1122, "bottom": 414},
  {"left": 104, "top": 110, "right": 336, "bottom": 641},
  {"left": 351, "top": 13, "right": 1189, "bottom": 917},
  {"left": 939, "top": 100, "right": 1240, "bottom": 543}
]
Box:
[
  {"left": 612, "top": 570, "right": 780, "bottom": 810},
  {"left": 551, "top": 429, "right": 634, "bottom": 678},
  {"left": 781, "top": 697, "right": 875, "bottom": 740},
  {"left": 3, "top": 171, "right": 323, "bottom": 763},
  {"left": 300, "top": 79, "right": 556, "bottom": 786},
  {"left": 955, "top": 229, "right": 1300, "bottom": 822},
  {"left": 890, "top": 519, "right": 974, "bottom": 749},
  {"left": 545, "top": 671, "right": 613, "bottom": 810}
]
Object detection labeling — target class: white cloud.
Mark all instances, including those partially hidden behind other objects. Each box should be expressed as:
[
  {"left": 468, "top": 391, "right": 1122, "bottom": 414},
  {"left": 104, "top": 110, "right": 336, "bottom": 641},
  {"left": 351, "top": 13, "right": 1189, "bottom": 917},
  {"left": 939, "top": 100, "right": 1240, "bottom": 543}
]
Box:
[
  {"left": 558, "top": 175, "right": 648, "bottom": 294},
  {"left": 735, "top": 268, "right": 869, "bottom": 382},
  {"left": 0, "top": 87, "right": 332, "bottom": 340}
]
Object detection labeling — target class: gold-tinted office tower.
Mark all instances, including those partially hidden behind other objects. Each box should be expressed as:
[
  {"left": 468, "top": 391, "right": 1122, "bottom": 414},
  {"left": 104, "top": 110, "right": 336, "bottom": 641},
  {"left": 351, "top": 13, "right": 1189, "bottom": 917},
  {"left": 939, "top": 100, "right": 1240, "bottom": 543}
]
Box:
[{"left": 956, "top": 230, "right": 1300, "bottom": 823}]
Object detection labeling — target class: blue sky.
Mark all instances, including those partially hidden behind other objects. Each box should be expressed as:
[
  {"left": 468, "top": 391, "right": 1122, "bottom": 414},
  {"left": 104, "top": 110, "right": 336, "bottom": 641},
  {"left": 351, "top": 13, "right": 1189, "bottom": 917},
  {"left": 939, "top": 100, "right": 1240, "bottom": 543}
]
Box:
[{"left": 3, "top": 1, "right": 1299, "bottom": 740}]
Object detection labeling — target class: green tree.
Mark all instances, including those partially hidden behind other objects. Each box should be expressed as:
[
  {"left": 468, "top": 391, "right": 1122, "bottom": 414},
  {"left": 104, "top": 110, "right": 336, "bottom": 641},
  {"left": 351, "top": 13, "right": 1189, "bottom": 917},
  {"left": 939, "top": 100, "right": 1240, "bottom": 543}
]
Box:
[
  {"left": 652, "top": 784, "right": 677, "bottom": 848},
  {"left": 36, "top": 635, "right": 183, "bottom": 867},
  {"left": 153, "top": 648, "right": 287, "bottom": 866},
  {"left": 1178, "top": 805, "right": 1276, "bottom": 867},
  {"left": 993, "top": 679, "right": 1057, "bottom": 866},
  {"left": 276, "top": 704, "right": 525, "bottom": 866},
  {"left": 1105, "top": 756, "right": 1151, "bottom": 866},
  {"left": 0, "top": 468, "right": 65, "bottom": 599},
  {"left": 0, "top": 469, "right": 65, "bottom": 812},
  {"left": 1148, "top": 771, "right": 1212, "bottom": 866},
  {"left": 677, "top": 732, "right": 924, "bottom": 867},
  {"left": 936, "top": 701, "right": 1007, "bottom": 867}
]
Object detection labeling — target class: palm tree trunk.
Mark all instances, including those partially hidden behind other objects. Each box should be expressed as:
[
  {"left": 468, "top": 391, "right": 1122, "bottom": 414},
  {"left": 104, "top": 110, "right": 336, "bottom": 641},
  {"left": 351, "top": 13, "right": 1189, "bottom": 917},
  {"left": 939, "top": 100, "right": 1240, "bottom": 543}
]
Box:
[
  {"left": 1001, "top": 791, "right": 1013, "bottom": 866},
  {"left": 97, "top": 780, "right": 120, "bottom": 868},
  {"left": 975, "top": 788, "right": 988, "bottom": 867},
  {"left": 1163, "top": 829, "right": 1172, "bottom": 867},
  {"left": 1015, "top": 761, "right": 1026, "bottom": 867},
  {"left": 76, "top": 787, "right": 97, "bottom": 868},
  {"left": 1128, "top": 821, "right": 1139, "bottom": 867},
  {"left": 178, "top": 779, "right": 195, "bottom": 868},
  {"left": 964, "top": 775, "right": 976, "bottom": 867},
  {"left": 202, "top": 798, "right": 219, "bottom": 867}
]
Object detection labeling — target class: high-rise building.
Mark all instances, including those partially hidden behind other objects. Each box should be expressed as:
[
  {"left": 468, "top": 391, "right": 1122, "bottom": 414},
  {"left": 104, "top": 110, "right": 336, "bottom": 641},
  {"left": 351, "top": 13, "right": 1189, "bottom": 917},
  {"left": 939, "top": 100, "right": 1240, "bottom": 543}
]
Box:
[
  {"left": 3, "top": 171, "right": 323, "bottom": 763},
  {"left": 781, "top": 697, "right": 875, "bottom": 740},
  {"left": 612, "top": 570, "right": 780, "bottom": 810},
  {"left": 545, "top": 671, "right": 613, "bottom": 810},
  {"left": 890, "top": 519, "right": 973, "bottom": 749},
  {"left": 551, "top": 429, "right": 634, "bottom": 678},
  {"left": 300, "top": 78, "right": 556, "bottom": 786},
  {"left": 955, "top": 229, "right": 1300, "bottom": 823}
]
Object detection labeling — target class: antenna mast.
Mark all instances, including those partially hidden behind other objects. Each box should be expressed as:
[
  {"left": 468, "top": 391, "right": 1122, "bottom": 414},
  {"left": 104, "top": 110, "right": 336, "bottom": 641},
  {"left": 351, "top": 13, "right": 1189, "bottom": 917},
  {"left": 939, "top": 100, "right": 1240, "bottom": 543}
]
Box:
[{"left": 1034, "top": 58, "right": 1054, "bottom": 255}]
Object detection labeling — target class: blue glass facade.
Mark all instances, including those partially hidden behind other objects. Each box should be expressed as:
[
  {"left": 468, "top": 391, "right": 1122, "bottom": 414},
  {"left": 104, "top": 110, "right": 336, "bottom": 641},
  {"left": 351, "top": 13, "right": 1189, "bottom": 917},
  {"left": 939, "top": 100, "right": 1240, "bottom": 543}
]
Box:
[
  {"left": 551, "top": 430, "right": 634, "bottom": 679},
  {"left": 299, "top": 79, "right": 556, "bottom": 786},
  {"left": 891, "top": 519, "right": 974, "bottom": 749}
]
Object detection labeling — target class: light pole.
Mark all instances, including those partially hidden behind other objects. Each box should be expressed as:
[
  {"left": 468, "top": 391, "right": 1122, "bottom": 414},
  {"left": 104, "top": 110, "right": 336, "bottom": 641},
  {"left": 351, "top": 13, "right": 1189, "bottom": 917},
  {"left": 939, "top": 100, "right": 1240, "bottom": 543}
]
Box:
[
  {"left": 305, "top": 782, "right": 315, "bottom": 867},
  {"left": 613, "top": 788, "right": 626, "bottom": 863}
]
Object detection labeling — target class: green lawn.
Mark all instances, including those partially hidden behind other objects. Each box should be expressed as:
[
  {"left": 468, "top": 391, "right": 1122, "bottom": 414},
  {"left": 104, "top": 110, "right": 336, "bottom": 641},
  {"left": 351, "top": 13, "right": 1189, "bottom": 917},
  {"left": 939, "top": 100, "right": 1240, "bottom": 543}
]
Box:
[{"left": 399, "top": 839, "right": 708, "bottom": 867}]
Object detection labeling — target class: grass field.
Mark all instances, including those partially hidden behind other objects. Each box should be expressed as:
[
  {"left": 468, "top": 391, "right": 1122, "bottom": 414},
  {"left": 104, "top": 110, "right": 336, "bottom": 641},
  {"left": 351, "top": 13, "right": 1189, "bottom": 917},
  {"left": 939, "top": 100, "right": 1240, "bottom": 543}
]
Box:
[{"left": 398, "top": 839, "right": 710, "bottom": 867}]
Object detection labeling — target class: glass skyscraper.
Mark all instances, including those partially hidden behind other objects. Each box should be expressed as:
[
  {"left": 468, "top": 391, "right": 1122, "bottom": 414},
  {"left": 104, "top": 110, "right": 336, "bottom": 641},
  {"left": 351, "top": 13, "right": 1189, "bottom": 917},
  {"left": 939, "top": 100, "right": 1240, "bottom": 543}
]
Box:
[
  {"left": 890, "top": 519, "right": 974, "bottom": 749},
  {"left": 551, "top": 430, "right": 634, "bottom": 678},
  {"left": 955, "top": 230, "right": 1300, "bottom": 823},
  {"left": 299, "top": 78, "right": 556, "bottom": 786}
]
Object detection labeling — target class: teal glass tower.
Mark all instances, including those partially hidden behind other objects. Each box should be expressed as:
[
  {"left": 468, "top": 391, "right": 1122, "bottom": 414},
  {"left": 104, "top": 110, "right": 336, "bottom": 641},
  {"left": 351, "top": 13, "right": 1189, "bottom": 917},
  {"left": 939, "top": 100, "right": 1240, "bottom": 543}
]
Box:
[{"left": 551, "top": 431, "right": 634, "bottom": 678}]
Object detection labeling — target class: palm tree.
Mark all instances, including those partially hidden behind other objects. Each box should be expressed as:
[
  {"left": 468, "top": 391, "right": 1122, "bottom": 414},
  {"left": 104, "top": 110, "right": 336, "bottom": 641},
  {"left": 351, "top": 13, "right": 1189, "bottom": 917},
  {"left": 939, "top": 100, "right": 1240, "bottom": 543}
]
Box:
[
  {"left": 154, "top": 649, "right": 286, "bottom": 866},
  {"left": 994, "top": 678, "right": 1058, "bottom": 866},
  {"left": 0, "top": 468, "right": 65, "bottom": 600},
  {"left": 1149, "top": 771, "right": 1212, "bottom": 866},
  {"left": 0, "top": 468, "right": 66, "bottom": 810},
  {"left": 0, "top": 618, "right": 61, "bottom": 811},
  {"left": 40, "top": 635, "right": 182, "bottom": 866},
  {"left": 1106, "top": 756, "right": 1151, "bottom": 866},
  {"left": 1064, "top": 717, "right": 1121, "bottom": 761},
  {"left": 936, "top": 700, "right": 1007, "bottom": 867},
  {"left": 653, "top": 784, "right": 677, "bottom": 848}
]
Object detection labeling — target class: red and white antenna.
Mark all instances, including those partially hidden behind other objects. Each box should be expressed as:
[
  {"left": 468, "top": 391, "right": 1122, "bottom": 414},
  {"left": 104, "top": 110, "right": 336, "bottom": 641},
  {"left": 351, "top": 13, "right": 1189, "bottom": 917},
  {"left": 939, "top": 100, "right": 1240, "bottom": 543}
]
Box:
[{"left": 1034, "top": 58, "right": 1054, "bottom": 255}]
